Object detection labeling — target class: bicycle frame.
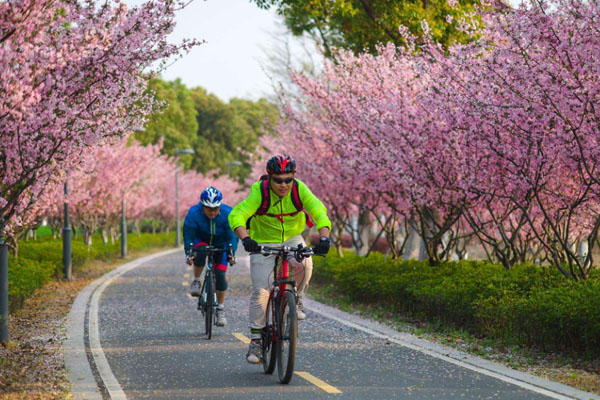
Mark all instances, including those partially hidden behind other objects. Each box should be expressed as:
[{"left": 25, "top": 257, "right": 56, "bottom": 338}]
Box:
[
  {"left": 257, "top": 244, "right": 314, "bottom": 382},
  {"left": 267, "top": 254, "right": 296, "bottom": 343},
  {"left": 191, "top": 244, "right": 233, "bottom": 339},
  {"left": 198, "top": 255, "right": 216, "bottom": 311}
]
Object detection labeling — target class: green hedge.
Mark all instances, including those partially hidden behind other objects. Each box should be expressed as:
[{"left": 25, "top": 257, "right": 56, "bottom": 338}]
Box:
[
  {"left": 7, "top": 232, "right": 175, "bottom": 312},
  {"left": 312, "top": 251, "right": 600, "bottom": 356}
]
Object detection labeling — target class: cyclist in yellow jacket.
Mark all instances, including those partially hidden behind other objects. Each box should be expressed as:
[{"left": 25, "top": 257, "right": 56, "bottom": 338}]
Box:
[{"left": 229, "top": 154, "right": 331, "bottom": 364}]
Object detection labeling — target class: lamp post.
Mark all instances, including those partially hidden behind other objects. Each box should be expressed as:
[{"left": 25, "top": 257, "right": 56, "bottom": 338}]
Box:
[
  {"left": 226, "top": 160, "right": 242, "bottom": 176},
  {"left": 175, "top": 148, "right": 195, "bottom": 247},
  {"left": 121, "top": 193, "right": 127, "bottom": 258},
  {"left": 63, "top": 181, "right": 72, "bottom": 280}
]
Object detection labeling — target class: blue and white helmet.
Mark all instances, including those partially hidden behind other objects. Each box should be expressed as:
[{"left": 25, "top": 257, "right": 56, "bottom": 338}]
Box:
[{"left": 200, "top": 186, "right": 223, "bottom": 208}]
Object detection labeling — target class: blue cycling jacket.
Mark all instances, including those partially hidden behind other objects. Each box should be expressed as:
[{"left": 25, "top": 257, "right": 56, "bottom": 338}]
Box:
[{"left": 182, "top": 203, "right": 239, "bottom": 257}]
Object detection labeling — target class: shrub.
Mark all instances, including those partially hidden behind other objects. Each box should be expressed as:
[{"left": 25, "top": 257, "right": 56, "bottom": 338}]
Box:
[
  {"left": 312, "top": 252, "right": 600, "bottom": 356},
  {"left": 7, "top": 232, "right": 175, "bottom": 311},
  {"left": 7, "top": 257, "right": 56, "bottom": 311}
]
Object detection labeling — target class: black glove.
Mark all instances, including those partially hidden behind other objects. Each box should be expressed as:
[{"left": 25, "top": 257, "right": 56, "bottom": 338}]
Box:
[
  {"left": 313, "top": 236, "right": 330, "bottom": 255},
  {"left": 242, "top": 237, "right": 260, "bottom": 253}
]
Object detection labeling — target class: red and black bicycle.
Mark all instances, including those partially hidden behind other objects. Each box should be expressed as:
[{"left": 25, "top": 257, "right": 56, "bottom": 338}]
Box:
[{"left": 253, "top": 244, "right": 315, "bottom": 384}]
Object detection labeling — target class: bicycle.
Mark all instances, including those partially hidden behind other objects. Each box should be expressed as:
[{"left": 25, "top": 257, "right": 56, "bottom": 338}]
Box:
[
  {"left": 252, "top": 244, "right": 316, "bottom": 384},
  {"left": 190, "top": 244, "right": 234, "bottom": 340}
]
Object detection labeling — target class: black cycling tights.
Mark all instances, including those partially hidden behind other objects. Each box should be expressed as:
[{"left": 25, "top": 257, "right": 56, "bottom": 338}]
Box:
[{"left": 215, "top": 269, "right": 227, "bottom": 291}]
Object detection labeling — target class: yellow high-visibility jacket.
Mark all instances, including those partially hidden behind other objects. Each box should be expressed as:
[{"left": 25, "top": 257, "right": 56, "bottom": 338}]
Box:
[{"left": 229, "top": 178, "right": 331, "bottom": 243}]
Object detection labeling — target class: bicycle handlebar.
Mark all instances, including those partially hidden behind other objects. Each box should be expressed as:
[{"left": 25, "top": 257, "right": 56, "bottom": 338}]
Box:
[
  {"left": 250, "top": 244, "right": 320, "bottom": 262},
  {"left": 191, "top": 244, "right": 234, "bottom": 256}
]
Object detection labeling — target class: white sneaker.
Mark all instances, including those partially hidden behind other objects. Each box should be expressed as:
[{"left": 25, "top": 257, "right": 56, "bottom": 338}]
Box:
[
  {"left": 246, "top": 340, "right": 262, "bottom": 364},
  {"left": 190, "top": 279, "right": 201, "bottom": 296},
  {"left": 216, "top": 307, "right": 227, "bottom": 327},
  {"left": 296, "top": 298, "right": 306, "bottom": 321}
]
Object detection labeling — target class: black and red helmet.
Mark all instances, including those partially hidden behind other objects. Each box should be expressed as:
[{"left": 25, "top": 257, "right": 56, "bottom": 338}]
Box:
[{"left": 266, "top": 155, "right": 296, "bottom": 174}]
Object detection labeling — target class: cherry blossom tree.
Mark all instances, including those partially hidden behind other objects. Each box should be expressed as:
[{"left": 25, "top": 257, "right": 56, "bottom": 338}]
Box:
[
  {"left": 425, "top": 0, "right": 600, "bottom": 278},
  {"left": 277, "top": 41, "right": 470, "bottom": 262},
  {"left": 273, "top": 0, "right": 600, "bottom": 278},
  {"left": 25, "top": 139, "right": 245, "bottom": 245},
  {"left": 0, "top": 0, "right": 198, "bottom": 240}
]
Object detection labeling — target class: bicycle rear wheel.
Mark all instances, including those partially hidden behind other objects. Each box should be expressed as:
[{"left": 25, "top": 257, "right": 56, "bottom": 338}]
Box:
[
  {"left": 262, "top": 297, "right": 276, "bottom": 374},
  {"left": 276, "top": 290, "right": 297, "bottom": 384},
  {"left": 205, "top": 272, "right": 214, "bottom": 339}
]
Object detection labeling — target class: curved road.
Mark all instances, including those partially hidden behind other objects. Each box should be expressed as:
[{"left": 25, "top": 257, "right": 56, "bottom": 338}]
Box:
[{"left": 65, "top": 249, "right": 600, "bottom": 400}]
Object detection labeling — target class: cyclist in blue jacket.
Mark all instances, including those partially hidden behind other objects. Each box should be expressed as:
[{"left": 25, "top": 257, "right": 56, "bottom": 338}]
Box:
[{"left": 183, "top": 186, "right": 239, "bottom": 327}]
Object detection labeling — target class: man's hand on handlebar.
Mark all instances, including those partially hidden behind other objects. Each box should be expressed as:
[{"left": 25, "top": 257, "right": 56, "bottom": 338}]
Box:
[
  {"left": 242, "top": 237, "right": 260, "bottom": 253},
  {"left": 186, "top": 255, "right": 194, "bottom": 265},
  {"left": 227, "top": 253, "right": 236, "bottom": 265},
  {"left": 313, "top": 236, "right": 331, "bottom": 256}
]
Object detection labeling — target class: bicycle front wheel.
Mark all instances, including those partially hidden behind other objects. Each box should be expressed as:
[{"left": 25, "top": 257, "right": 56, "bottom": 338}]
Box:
[
  {"left": 262, "top": 297, "right": 276, "bottom": 374},
  {"left": 205, "top": 273, "right": 214, "bottom": 339},
  {"left": 276, "top": 290, "right": 297, "bottom": 384}
]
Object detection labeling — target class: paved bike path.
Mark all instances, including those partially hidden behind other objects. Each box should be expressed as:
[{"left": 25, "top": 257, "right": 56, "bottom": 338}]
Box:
[{"left": 69, "top": 249, "right": 600, "bottom": 399}]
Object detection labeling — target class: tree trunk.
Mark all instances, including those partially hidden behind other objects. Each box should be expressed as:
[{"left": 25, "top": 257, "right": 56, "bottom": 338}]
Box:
[
  {"left": 83, "top": 229, "right": 93, "bottom": 247},
  {"left": 403, "top": 219, "right": 425, "bottom": 260},
  {"left": 330, "top": 222, "right": 344, "bottom": 257},
  {"left": 101, "top": 229, "right": 109, "bottom": 244},
  {"left": 9, "top": 236, "right": 19, "bottom": 258},
  {"left": 357, "top": 210, "right": 371, "bottom": 256}
]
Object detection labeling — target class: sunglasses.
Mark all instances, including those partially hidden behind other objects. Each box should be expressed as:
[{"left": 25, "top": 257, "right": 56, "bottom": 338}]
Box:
[
  {"left": 271, "top": 177, "right": 294, "bottom": 185},
  {"left": 203, "top": 206, "right": 220, "bottom": 211}
]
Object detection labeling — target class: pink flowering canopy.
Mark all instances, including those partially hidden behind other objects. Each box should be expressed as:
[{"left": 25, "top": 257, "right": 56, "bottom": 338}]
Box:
[
  {"left": 0, "top": 0, "right": 199, "bottom": 237},
  {"left": 21, "top": 138, "right": 243, "bottom": 243},
  {"left": 273, "top": 0, "right": 600, "bottom": 277}
]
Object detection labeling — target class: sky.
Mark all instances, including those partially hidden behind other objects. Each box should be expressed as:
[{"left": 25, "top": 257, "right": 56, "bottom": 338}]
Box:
[
  {"left": 157, "top": 0, "right": 285, "bottom": 102},
  {"left": 144, "top": 0, "right": 525, "bottom": 103}
]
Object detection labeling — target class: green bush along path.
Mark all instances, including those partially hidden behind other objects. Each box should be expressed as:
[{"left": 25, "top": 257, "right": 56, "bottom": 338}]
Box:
[
  {"left": 7, "top": 231, "right": 175, "bottom": 312},
  {"left": 312, "top": 251, "right": 600, "bottom": 358}
]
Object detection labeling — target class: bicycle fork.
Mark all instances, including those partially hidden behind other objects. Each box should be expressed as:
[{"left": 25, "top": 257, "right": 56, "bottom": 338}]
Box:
[{"left": 197, "top": 271, "right": 217, "bottom": 311}]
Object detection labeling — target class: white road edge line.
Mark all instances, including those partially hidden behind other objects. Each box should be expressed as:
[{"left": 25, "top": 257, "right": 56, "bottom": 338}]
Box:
[
  {"left": 65, "top": 248, "right": 182, "bottom": 400},
  {"left": 304, "top": 298, "right": 600, "bottom": 400}
]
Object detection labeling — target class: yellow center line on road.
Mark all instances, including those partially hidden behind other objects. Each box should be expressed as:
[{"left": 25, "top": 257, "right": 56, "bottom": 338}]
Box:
[
  {"left": 231, "top": 334, "right": 340, "bottom": 394},
  {"left": 186, "top": 294, "right": 194, "bottom": 299},
  {"left": 181, "top": 282, "right": 188, "bottom": 287},
  {"left": 232, "top": 332, "right": 251, "bottom": 344},
  {"left": 295, "top": 371, "right": 342, "bottom": 394},
  {"left": 183, "top": 273, "right": 190, "bottom": 279}
]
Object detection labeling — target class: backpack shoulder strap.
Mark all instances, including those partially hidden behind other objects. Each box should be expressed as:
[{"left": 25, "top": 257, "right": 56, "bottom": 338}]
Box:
[
  {"left": 255, "top": 175, "right": 270, "bottom": 215},
  {"left": 290, "top": 179, "right": 315, "bottom": 228},
  {"left": 251, "top": 177, "right": 315, "bottom": 228},
  {"left": 290, "top": 179, "right": 303, "bottom": 212}
]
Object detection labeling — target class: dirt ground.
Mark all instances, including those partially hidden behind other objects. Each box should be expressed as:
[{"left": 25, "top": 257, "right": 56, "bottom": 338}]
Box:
[{"left": 0, "top": 250, "right": 167, "bottom": 400}]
